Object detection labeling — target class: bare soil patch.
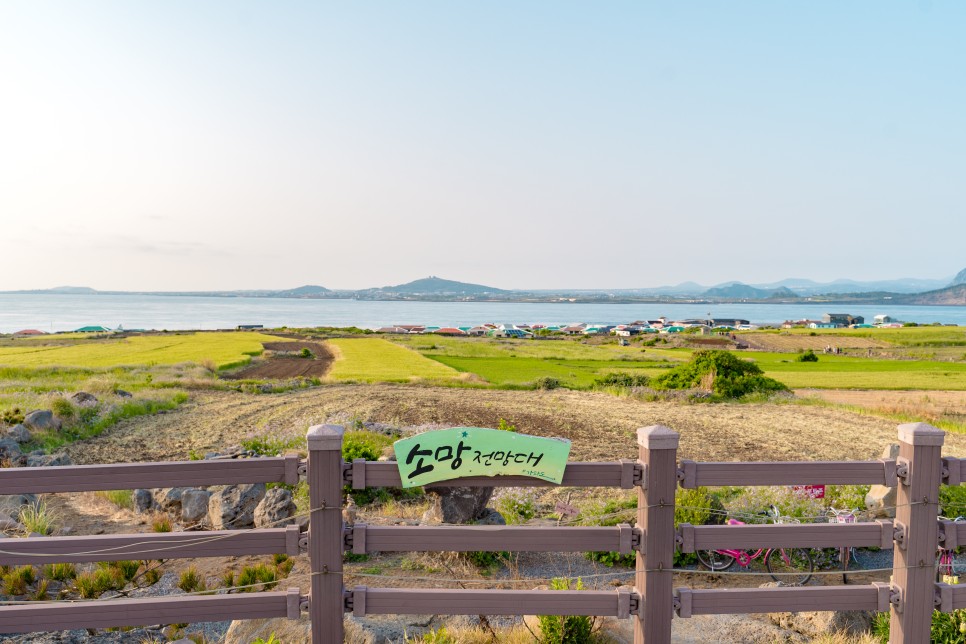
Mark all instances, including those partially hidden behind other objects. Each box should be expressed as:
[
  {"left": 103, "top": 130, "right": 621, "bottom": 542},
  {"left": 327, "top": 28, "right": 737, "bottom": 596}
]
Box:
[
  {"left": 797, "top": 388, "right": 966, "bottom": 427},
  {"left": 741, "top": 334, "right": 886, "bottom": 352},
  {"left": 226, "top": 341, "right": 334, "bottom": 379},
  {"left": 62, "top": 385, "right": 966, "bottom": 466}
]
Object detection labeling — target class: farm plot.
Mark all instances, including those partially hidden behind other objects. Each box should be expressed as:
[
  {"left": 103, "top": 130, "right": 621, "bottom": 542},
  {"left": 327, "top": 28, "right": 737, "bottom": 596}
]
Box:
[
  {"left": 427, "top": 355, "right": 669, "bottom": 388},
  {"left": 748, "top": 352, "right": 966, "bottom": 390},
  {"left": 0, "top": 332, "right": 283, "bottom": 369},
  {"left": 738, "top": 333, "right": 885, "bottom": 352},
  {"left": 326, "top": 338, "right": 464, "bottom": 383},
  {"left": 225, "top": 342, "right": 334, "bottom": 379}
]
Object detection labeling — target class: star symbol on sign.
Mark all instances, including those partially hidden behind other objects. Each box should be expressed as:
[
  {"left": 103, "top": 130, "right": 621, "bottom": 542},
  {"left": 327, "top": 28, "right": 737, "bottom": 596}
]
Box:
[{"left": 461, "top": 431, "right": 469, "bottom": 438}]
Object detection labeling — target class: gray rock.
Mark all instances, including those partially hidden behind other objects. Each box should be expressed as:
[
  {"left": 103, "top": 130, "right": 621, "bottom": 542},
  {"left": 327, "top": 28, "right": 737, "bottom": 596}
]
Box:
[
  {"left": 70, "top": 391, "right": 98, "bottom": 407},
  {"left": 474, "top": 508, "right": 507, "bottom": 526},
  {"left": 181, "top": 489, "right": 211, "bottom": 523},
  {"left": 115, "top": 389, "right": 133, "bottom": 398},
  {"left": 154, "top": 487, "right": 191, "bottom": 511},
  {"left": 24, "top": 452, "right": 72, "bottom": 467},
  {"left": 254, "top": 487, "right": 297, "bottom": 528},
  {"left": 422, "top": 486, "right": 494, "bottom": 524},
  {"left": 866, "top": 443, "right": 900, "bottom": 518},
  {"left": 0, "top": 493, "right": 38, "bottom": 516},
  {"left": 208, "top": 483, "right": 266, "bottom": 530},
  {"left": 6, "top": 424, "right": 31, "bottom": 443},
  {"left": 133, "top": 489, "right": 154, "bottom": 513},
  {"left": 24, "top": 409, "right": 61, "bottom": 431},
  {"left": 0, "top": 438, "right": 22, "bottom": 462},
  {"left": 0, "top": 513, "right": 25, "bottom": 532}
]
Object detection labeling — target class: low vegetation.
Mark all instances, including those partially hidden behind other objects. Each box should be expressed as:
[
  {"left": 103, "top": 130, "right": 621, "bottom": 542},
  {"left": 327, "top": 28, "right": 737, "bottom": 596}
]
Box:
[
  {"left": 326, "top": 338, "right": 464, "bottom": 383},
  {"left": 651, "top": 350, "right": 789, "bottom": 399}
]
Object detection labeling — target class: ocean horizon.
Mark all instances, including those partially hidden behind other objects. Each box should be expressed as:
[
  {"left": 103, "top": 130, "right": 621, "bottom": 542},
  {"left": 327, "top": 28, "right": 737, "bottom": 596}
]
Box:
[{"left": 1, "top": 293, "right": 964, "bottom": 334}]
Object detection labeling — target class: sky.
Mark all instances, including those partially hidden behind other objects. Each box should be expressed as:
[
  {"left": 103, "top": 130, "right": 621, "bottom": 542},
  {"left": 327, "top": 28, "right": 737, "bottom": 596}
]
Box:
[{"left": 0, "top": 2, "right": 963, "bottom": 291}]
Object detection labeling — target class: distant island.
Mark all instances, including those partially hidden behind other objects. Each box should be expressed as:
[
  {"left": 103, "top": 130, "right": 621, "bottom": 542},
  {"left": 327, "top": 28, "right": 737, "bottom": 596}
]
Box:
[{"left": 4, "top": 271, "right": 965, "bottom": 305}]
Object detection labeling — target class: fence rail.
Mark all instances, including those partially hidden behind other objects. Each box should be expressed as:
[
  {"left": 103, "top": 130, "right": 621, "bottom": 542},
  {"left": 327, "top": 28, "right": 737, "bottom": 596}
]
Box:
[{"left": 0, "top": 421, "right": 959, "bottom": 643}]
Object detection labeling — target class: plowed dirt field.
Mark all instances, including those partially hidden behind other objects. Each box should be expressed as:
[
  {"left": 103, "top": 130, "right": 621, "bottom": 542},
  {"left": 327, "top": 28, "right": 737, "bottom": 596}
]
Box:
[{"left": 62, "top": 385, "right": 966, "bottom": 465}]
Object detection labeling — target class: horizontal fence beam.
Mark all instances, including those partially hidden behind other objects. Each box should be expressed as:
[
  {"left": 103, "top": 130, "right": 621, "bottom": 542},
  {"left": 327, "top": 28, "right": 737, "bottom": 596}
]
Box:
[
  {"left": 0, "top": 588, "right": 301, "bottom": 633},
  {"left": 942, "top": 457, "right": 966, "bottom": 486},
  {"left": 349, "top": 586, "right": 634, "bottom": 618},
  {"left": 675, "top": 584, "right": 889, "bottom": 617},
  {"left": 679, "top": 459, "right": 896, "bottom": 488},
  {"left": 350, "top": 460, "right": 639, "bottom": 489},
  {"left": 0, "top": 456, "right": 300, "bottom": 494},
  {"left": 677, "top": 521, "right": 894, "bottom": 552},
  {"left": 937, "top": 583, "right": 966, "bottom": 612},
  {"left": 350, "top": 524, "right": 639, "bottom": 554},
  {"left": 940, "top": 520, "right": 966, "bottom": 551},
  {"left": 0, "top": 526, "right": 300, "bottom": 565}
]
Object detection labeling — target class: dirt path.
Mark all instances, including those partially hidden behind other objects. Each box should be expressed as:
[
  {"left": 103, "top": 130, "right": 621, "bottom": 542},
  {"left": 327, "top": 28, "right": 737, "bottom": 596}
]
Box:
[{"left": 63, "top": 385, "right": 966, "bottom": 465}]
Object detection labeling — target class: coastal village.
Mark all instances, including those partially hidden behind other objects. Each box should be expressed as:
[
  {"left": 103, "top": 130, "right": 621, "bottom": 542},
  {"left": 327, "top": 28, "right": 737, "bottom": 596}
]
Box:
[{"left": 5, "top": 312, "right": 917, "bottom": 340}]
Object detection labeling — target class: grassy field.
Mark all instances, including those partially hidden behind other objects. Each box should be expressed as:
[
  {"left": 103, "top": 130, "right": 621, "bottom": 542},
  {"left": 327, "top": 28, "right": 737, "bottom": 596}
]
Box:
[
  {"left": 326, "top": 338, "right": 464, "bottom": 383},
  {"left": 743, "top": 326, "right": 966, "bottom": 360},
  {"left": 429, "top": 355, "right": 669, "bottom": 388},
  {"left": 0, "top": 332, "right": 282, "bottom": 369},
  {"left": 389, "top": 333, "right": 966, "bottom": 391}
]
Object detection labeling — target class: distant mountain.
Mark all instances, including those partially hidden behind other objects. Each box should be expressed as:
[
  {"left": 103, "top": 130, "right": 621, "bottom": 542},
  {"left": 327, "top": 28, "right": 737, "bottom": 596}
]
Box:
[
  {"left": 950, "top": 268, "right": 966, "bottom": 286},
  {"left": 703, "top": 283, "right": 799, "bottom": 299},
  {"left": 370, "top": 276, "right": 507, "bottom": 296},
  {"left": 750, "top": 277, "right": 951, "bottom": 295},
  {"left": 898, "top": 283, "right": 966, "bottom": 306},
  {"left": 273, "top": 285, "right": 330, "bottom": 297}
]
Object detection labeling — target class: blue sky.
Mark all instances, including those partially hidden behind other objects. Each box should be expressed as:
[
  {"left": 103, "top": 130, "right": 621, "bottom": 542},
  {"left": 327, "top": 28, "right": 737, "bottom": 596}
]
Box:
[{"left": 1, "top": 2, "right": 963, "bottom": 290}]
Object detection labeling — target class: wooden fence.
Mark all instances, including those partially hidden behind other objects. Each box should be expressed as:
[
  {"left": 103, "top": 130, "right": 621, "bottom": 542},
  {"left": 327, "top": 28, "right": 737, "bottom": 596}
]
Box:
[{"left": 0, "top": 421, "right": 960, "bottom": 643}]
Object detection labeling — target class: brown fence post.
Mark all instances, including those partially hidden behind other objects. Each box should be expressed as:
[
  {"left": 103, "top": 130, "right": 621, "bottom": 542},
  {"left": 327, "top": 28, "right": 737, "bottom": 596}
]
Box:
[
  {"left": 307, "top": 424, "right": 345, "bottom": 644},
  {"left": 890, "top": 422, "right": 944, "bottom": 643},
  {"left": 635, "top": 425, "right": 679, "bottom": 644}
]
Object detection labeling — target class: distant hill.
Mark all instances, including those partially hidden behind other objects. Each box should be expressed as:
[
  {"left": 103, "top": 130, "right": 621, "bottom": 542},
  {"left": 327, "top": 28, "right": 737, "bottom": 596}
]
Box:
[
  {"left": 950, "top": 268, "right": 966, "bottom": 286},
  {"left": 273, "top": 285, "right": 330, "bottom": 297},
  {"left": 372, "top": 276, "right": 506, "bottom": 296},
  {"left": 898, "top": 283, "right": 966, "bottom": 306},
  {"left": 703, "top": 283, "right": 799, "bottom": 299}
]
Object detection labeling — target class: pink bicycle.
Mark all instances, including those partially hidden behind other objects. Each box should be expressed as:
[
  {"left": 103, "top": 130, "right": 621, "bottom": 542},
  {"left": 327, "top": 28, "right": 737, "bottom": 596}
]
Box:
[{"left": 696, "top": 505, "right": 814, "bottom": 586}]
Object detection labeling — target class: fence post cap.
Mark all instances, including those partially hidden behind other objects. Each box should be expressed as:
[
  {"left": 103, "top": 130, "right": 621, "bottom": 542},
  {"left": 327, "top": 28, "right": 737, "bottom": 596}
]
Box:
[
  {"left": 898, "top": 422, "right": 944, "bottom": 446},
  {"left": 307, "top": 424, "right": 345, "bottom": 450},
  {"left": 637, "top": 425, "right": 679, "bottom": 450}
]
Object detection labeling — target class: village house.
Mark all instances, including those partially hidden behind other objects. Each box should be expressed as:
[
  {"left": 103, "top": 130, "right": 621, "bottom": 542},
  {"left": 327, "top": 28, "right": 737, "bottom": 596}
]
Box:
[{"left": 823, "top": 313, "right": 865, "bottom": 327}]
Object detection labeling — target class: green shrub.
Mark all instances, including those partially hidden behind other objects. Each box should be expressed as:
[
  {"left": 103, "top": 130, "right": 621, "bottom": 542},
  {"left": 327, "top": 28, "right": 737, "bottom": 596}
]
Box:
[
  {"left": 497, "top": 418, "right": 517, "bottom": 432},
  {"left": 95, "top": 489, "right": 134, "bottom": 510},
  {"left": 871, "top": 608, "right": 966, "bottom": 642},
  {"left": 940, "top": 484, "right": 966, "bottom": 519},
  {"left": 407, "top": 627, "right": 455, "bottom": 643},
  {"left": 19, "top": 501, "right": 54, "bottom": 535},
  {"left": 461, "top": 550, "right": 508, "bottom": 570},
  {"left": 240, "top": 435, "right": 304, "bottom": 457},
  {"left": 796, "top": 349, "right": 819, "bottom": 362},
  {"left": 538, "top": 578, "right": 594, "bottom": 643},
  {"left": 299, "top": 348, "right": 314, "bottom": 358},
  {"left": 651, "top": 350, "right": 788, "bottom": 399},
  {"left": 725, "top": 486, "right": 825, "bottom": 522},
  {"left": 534, "top": 376, "right": 562, "bottom": 390},
  {"left": 50, "top": 397, "right": 76, "bottom": 421},
  {"left": 342, "top": 430, "right": 397, "bottom": 505},
  {"left": 3, "top": 566, "right": 35, "bottom": 595},
  {"left": 1, "top": 407, "right": 24, "bottom": 425},
  {"left": 43, "top": 562, "right": 76, "bottom": 582},
  {"left": 497, "top": 491, "right": 536, "bottom": 524},
  {"left": 593, "top": 372, "right": 650, "bottom": 388},
  {"left": 178, "top": 566, "right": 205, "bottom": 593}
]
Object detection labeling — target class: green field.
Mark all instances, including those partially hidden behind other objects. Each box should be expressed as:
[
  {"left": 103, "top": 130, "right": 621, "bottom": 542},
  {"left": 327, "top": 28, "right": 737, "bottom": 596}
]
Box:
[
  {"left": 772, "top": 325, "right": 966, "bottom": 347},
  {"left": 0, "top": 332, "right": 281, "bottom": 369},
  {"left": 389, "top": 334, "right": 966, "bottom": 391},
  {"left": 326, "top": 338, "right": 462, "bottom": 383},
  {"left": 428, "top": 355, "right": 669, "bottom": 388}
]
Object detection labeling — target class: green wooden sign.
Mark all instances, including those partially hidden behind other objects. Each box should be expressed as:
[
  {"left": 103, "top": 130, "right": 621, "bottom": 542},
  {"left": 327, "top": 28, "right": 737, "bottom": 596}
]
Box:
[{"left": 393, "top": 427, "right": 571, "bottom": 488}]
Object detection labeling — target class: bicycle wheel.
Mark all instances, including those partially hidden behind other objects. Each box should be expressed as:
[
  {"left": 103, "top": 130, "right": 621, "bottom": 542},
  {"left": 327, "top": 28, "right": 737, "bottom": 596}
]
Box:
[
  {"left": 696, "top": 550, "right": 736, "bottom": 571},
  {"left": 766, "top": 548, "right": 813, "bottom": 585}
]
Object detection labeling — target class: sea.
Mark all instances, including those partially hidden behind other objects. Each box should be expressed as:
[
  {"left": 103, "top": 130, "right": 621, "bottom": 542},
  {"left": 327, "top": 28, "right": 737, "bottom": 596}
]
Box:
[{"left": 0, "top": 294, "right": 964, "bottom": 334}]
